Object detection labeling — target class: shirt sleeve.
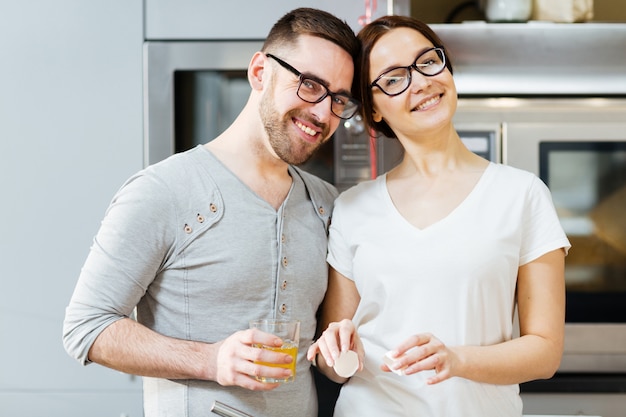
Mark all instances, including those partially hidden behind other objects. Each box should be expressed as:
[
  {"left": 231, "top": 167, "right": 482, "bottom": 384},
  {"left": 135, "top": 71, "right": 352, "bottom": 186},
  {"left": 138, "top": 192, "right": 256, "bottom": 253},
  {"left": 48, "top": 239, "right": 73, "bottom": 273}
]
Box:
[
  {"left": 62, "top": 171, "right": 177, "bottom": 365},
  {"left": 326, "top": 194, "right": 356, "bottom": 281},
  {"left": 519, "top": 176, "right": 571, "bottom": 266}
]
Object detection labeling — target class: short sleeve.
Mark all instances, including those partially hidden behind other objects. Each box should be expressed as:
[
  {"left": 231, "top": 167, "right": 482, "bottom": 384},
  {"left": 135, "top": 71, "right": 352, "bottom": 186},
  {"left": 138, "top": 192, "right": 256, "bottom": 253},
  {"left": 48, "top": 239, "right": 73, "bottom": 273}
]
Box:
[
  {"left": 327, "top": 195, "right": 355, "bottom": 281},
  {"left": 519, "top": 176, "right": 571, "bottom": 265}
]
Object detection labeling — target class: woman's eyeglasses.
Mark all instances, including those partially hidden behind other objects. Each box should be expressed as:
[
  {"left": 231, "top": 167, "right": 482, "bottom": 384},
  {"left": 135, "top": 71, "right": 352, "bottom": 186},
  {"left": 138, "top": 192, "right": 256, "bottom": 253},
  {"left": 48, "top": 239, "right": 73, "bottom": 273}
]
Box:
[{"left": 371, "top": 47, "right": 447, "bottom": 97}]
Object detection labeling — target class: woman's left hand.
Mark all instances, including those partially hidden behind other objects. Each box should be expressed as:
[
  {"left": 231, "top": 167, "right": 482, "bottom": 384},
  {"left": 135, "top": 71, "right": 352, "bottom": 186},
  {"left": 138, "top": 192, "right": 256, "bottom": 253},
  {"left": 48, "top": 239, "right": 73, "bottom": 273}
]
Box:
[{"left": 382, "top": 333, "right": 458, "bottom": 385}]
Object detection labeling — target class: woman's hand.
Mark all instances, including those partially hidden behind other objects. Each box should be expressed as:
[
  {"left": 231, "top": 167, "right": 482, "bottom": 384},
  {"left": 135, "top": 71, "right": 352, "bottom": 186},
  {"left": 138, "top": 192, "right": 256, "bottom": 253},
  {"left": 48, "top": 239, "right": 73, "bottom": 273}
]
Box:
[
  {"left": 382, "top": 333, "right": 459, "bottom": 385},
  {"left": 307, "top": 319, "right": 364, "bottom": 382}
]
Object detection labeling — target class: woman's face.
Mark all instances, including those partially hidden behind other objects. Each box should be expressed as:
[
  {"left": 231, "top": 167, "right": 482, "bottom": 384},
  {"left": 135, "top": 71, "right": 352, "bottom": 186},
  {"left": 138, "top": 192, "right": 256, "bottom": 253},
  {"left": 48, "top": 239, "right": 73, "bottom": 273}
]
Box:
[{"left": 368, "top": 27, "right": 457, "bottom": 139}]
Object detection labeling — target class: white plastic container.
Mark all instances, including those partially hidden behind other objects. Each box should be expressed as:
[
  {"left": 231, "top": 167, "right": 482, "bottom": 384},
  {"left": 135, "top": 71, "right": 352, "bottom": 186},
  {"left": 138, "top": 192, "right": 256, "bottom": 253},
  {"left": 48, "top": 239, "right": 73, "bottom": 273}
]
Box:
[{"left": 485, "top": 0, "right": 533, "bottom": 22}]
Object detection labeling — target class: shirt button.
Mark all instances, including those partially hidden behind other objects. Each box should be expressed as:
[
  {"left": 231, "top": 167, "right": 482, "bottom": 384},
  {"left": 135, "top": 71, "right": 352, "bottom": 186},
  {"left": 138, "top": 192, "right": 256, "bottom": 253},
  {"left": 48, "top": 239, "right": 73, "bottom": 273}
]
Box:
[
  {"left": 184, "top": 224, "right": 192, "bottom": 234},
  {"left": 280, "top": 304, "right": 287, "bottom": 314},
  {"left": 196, "top": 213, "right": 205, "bottom": 223},
  {"left": 281, "top": 280, "right": 288, "bottom": 290},
  {"left": 282, "top": 257, "right": 288, "bottom": 267},
  {"left": 209, "top": 203, "right": 217, "bottom": 213},
  {"left": 281, "top": 234, "right": 285, "bottom": 243},
  {"left": 318, "top": 206, "right": 325, "bottom": 216}
]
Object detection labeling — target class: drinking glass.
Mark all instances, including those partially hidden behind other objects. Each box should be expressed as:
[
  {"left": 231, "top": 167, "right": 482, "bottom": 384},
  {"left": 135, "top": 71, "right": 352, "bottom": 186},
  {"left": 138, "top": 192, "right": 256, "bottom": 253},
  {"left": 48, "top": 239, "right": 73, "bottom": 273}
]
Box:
[{"left": 249, "top": 319, "right": 300, "bottom": 383}]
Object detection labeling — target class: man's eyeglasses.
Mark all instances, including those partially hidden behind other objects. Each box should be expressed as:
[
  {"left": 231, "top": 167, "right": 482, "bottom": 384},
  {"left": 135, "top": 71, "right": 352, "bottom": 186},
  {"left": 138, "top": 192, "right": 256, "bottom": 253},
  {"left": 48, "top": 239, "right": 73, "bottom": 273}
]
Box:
[
  {"left": 265, "top": 53, "right": 360, "bottom": 120},
  {"left": 371, "top": 47, "right": 447, "bottom": 97}
]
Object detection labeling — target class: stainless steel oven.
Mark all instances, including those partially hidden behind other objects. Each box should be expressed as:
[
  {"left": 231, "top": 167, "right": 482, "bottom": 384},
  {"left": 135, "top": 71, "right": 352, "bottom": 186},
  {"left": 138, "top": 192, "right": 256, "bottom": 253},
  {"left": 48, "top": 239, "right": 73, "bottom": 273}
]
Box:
[
  {"left": 454, "top": 97, "right": 626, "bottom": 372},
  {"left": 433, "top": 22, "right": 626, "bottom": 417}
]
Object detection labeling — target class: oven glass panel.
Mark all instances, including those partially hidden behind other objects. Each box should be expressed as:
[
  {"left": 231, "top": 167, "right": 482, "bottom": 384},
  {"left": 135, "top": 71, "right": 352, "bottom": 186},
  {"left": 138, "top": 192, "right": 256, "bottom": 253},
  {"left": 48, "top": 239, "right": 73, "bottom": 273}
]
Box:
[
  {"left": 174, "top": 70, "right": 249, "bottom": 153},
  {"left": 540, "top": 141, "right": 626, "bottom": 323}
]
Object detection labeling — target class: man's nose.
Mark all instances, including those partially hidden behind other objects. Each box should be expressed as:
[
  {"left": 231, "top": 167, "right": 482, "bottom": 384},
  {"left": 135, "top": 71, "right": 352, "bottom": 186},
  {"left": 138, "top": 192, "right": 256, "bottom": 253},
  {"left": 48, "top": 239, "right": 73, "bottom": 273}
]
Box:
[{"left": 310, "top": 94, "right": 335, "bottom": 121}]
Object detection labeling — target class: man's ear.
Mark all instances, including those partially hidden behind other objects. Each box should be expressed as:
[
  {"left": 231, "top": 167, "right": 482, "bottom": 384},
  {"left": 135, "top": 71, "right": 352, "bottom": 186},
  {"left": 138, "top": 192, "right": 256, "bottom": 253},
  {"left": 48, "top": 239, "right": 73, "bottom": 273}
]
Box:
[{"left": 248, "top": 52, "right": 267, "bottom": 91}]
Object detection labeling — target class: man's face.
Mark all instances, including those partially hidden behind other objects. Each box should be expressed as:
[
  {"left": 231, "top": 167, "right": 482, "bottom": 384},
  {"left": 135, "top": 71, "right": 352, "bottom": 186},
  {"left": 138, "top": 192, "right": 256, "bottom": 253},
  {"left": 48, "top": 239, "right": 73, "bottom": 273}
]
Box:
[{"left": 260, "top": 35, "right": 355, "bottom": 165}]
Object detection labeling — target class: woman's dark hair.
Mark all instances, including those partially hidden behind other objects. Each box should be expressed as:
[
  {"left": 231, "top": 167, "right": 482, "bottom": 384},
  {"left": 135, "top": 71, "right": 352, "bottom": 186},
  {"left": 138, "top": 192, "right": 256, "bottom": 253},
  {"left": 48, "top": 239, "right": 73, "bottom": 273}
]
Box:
[{"left": 357, "top": 16, "right": 454, "bottom": 139}]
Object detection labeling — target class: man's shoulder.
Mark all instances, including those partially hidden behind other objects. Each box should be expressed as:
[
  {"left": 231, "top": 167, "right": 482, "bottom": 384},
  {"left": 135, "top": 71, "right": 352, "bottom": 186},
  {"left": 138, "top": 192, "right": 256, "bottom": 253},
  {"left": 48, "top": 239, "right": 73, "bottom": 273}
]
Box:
[
  {"left": 291, "top": 166, "right": 339, "bottom": 201},
  {"left": 140, "top": 146, "right": 221, "bottom": 190}
]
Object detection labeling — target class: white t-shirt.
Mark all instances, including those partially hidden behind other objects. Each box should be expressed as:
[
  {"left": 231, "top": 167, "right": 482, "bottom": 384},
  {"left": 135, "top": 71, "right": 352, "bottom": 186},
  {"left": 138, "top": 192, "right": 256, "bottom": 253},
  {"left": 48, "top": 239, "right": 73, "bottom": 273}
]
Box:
[{"left": 327, "top": 163, "right": 570, "bottom": 417}]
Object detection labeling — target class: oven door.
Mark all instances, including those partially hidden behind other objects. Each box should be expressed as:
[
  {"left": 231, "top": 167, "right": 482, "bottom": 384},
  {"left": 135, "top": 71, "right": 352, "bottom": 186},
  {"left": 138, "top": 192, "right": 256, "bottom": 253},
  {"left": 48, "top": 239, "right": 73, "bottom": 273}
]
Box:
[{"left": 505, "top": 119, "right": 626, "bottom": 374}]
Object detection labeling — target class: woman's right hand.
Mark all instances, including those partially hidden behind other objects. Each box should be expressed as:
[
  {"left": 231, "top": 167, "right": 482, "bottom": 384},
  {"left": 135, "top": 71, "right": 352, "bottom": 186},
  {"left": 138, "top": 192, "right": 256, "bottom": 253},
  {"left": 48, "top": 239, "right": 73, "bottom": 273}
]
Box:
[{"left": 307, "top": 319, "right": 364, "bottom": 380}]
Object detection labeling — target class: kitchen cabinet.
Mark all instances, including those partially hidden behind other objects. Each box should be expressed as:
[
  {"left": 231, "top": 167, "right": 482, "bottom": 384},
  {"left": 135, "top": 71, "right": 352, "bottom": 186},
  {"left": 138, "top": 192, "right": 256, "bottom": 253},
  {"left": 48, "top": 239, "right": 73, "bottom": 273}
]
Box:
[
  {"left": 0, "top": 0, "right": 144, "bottom": 416},
  {"left": 145, "top": 0, "right": 410, "bottom": 39}
]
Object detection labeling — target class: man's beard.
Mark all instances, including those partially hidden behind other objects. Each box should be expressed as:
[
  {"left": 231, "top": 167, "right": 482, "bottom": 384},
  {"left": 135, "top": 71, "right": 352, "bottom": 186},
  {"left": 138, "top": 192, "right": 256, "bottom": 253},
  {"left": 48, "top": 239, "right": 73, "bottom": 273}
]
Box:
[{"left": 259, "top": 87, "right": 329, "bottom": 166}]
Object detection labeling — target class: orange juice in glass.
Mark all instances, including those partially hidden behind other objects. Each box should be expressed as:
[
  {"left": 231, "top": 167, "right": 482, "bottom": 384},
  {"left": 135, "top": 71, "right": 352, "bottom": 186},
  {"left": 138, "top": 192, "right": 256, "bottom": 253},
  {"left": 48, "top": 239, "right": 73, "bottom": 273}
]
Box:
[{"left": 250, "top": 319, "right": 300, "bottom": 383}]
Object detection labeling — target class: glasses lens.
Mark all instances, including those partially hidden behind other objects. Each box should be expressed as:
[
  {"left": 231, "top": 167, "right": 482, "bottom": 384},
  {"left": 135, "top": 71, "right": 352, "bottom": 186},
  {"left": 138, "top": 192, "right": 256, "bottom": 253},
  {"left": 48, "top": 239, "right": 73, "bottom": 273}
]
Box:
[
  {"left": 332, "top": 94, "right": 359, "bottom": 119},
  {"left": 297, "top": 78, "right": 326, "bottom": 103},
  {"left": 415, "top": 48, "right": 445, "bottom": 76},
  {"left": 376, "top": 68, "right": 411, "bottom": 96},
  {"left": 297, "top": 77, "right": 359, "bottom": 119}
]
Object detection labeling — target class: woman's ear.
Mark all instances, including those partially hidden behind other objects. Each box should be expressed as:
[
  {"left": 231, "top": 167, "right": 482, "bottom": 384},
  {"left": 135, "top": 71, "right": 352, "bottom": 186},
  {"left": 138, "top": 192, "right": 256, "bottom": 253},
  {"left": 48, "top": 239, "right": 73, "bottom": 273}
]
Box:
[
  {"left": 248, "top": 52, "right": 266, "bottom": 91},
  {"left": 372, "top": 109, "right": 383, "bottom": 123}
]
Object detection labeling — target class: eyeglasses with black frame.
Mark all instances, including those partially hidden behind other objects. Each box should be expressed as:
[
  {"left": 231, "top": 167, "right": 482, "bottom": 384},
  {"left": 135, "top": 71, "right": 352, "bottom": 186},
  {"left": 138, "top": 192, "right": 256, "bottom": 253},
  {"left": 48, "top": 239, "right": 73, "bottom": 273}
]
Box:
[
  {"left": 371, "top": 47, "right": 447, "bottom": 97},
  {"left": 265, "top": 53, "right": 360, "bottom": 120}
]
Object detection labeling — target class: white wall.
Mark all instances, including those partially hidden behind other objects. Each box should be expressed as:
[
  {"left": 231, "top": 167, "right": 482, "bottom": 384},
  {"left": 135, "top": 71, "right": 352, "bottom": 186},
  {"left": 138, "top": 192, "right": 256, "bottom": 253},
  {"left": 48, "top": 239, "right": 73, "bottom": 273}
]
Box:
[{"left": 0, "top": 1, "right": 144, "bottom": 416}]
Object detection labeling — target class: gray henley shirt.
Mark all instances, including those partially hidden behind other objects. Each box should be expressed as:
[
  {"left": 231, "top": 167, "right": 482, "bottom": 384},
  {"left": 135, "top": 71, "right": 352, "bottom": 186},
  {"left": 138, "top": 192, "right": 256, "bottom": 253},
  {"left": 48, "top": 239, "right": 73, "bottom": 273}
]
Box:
[{"left": 63, "top": 145, "right": 338, "bottom": 417}]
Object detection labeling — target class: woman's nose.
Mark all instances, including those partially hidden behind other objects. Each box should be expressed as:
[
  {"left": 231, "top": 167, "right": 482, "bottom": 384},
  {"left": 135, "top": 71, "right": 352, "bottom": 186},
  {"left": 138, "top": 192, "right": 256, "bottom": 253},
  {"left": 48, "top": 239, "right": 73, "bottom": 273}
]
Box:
[{"left": 409, "top": 67, "right": 432, "bottom": 91}]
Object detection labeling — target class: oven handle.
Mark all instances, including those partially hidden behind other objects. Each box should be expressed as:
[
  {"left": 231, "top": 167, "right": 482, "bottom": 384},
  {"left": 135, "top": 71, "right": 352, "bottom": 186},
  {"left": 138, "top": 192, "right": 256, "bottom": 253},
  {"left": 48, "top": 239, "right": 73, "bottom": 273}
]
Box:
[{"left": 211, "top": 401, "right": 254, "bottom": 417}]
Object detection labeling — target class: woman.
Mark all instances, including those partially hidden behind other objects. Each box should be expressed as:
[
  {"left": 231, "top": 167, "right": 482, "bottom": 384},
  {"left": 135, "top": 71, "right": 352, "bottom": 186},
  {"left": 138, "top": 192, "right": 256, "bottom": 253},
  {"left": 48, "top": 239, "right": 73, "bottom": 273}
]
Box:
[{"left": 307, "top": 15, "right": 571, "bottom": 416}]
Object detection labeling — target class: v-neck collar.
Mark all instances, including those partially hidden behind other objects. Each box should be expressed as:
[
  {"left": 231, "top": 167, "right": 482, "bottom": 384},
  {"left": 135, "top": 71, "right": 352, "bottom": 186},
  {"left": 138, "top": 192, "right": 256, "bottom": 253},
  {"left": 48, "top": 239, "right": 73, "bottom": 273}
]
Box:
[{"left": 380, "top": 162, "right": 494, "bottom": 232}]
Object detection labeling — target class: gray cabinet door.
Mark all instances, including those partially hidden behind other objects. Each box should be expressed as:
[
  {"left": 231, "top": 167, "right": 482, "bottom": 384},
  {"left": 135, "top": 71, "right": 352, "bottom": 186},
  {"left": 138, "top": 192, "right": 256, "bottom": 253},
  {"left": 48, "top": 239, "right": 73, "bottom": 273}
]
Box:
[{"left": 145, "top": 0, "right": 410, "bottom": 39}]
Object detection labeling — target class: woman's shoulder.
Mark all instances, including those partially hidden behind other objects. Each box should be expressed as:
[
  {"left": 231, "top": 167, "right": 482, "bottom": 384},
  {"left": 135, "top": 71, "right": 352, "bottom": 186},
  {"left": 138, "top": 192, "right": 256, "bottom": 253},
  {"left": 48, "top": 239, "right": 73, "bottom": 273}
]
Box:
[
  {"left": 336, "top": 175, "right": 385, "bottom": 204},
  {"left": 487, "top": 162, "right": 540, "bottom": 185},
  {"left": 484, "top": 163, "right": 554, "bottom": 204}
]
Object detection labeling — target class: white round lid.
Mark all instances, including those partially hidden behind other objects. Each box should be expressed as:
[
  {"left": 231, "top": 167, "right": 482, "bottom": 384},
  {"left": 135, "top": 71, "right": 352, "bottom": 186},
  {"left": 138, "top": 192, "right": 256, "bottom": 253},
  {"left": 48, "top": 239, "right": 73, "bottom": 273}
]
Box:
[{"left": 333, "top": 350, "right": 359, "bottom": 378}]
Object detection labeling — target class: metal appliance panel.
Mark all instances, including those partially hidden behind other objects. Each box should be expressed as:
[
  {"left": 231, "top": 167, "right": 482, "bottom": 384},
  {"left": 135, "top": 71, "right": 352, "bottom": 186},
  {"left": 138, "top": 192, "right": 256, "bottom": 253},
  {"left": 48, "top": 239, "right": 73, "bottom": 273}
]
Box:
[{"left": 430, "top": 23, "right": 626, "bottom": 96}]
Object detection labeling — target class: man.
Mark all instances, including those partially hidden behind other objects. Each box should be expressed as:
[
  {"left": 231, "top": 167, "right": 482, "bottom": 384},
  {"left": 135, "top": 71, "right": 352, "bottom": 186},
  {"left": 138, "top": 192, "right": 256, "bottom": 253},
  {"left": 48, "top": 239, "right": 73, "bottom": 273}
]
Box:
[{"left": 62, "top": 8, "right": 360, "bottom": 417}]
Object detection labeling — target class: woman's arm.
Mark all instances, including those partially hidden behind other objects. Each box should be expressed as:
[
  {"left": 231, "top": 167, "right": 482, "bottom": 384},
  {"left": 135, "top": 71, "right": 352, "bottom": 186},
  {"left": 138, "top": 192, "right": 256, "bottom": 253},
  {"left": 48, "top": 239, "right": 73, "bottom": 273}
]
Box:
[{"left": 307, "top": 267, "right": 362, "bottom": 383}]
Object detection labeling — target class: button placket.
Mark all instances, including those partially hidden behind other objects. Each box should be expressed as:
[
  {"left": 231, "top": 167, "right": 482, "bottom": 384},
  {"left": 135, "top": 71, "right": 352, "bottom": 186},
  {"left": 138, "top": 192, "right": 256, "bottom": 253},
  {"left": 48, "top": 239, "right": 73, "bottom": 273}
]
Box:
[{"left": 277, "top": 212, "right": 290, "bottom": 316}]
